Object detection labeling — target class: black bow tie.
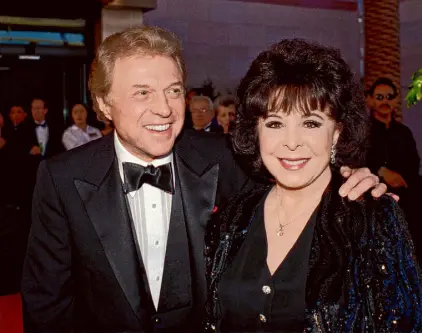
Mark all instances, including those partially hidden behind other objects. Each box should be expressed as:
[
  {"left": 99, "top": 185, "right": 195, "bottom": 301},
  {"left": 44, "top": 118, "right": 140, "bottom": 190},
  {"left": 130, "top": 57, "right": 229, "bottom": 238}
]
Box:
[
  {"left": 36, "top": 122, "right": 47, "bottom": 128},
  {"left": 122, "top": 162, "right": 174, "bottom": 194}
]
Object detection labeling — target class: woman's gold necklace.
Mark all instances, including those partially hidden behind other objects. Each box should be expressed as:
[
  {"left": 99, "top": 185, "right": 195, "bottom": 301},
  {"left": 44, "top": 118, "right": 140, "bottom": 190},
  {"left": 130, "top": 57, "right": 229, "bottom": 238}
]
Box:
[
  {"left": 276, "top": 215, "right": 294, "bottom": 236},
  {"left": 275, "top": 188, "right": 294, "bottom": 237}
]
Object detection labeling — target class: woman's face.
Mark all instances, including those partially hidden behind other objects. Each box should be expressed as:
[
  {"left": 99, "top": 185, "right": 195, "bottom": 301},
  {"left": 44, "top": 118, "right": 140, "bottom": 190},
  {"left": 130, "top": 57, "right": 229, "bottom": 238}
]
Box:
[
  {"left": 217, "top": 107, "right": 229, "bottom": 127},
  {"left": 258, "top": 106, "right": 340, "bottom": 190},
  {"left": 72, "top": 104, "right": 88, "bottom": 127},
  {"left": 217, "top": 104, "right": 236, "bottom": 128}
]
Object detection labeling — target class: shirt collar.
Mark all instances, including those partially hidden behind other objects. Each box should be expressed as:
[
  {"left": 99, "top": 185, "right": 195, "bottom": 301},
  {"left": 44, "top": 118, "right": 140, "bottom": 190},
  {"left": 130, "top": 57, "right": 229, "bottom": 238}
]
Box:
[{"left": 35, "top": 120, "right": 46, "bottom": 126}]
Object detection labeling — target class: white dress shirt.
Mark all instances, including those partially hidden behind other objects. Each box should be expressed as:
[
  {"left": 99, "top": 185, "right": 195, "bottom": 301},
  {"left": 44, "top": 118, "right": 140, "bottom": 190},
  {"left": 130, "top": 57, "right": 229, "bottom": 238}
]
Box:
[
  {"left": 114, "top": 132, "right": 173, "bottom": 310},
  {"left": 62, "top": 125, "right": 102, "bottom": 150},
  {"left": 35, "top": 121, "right": 49, "bottom": 156}
]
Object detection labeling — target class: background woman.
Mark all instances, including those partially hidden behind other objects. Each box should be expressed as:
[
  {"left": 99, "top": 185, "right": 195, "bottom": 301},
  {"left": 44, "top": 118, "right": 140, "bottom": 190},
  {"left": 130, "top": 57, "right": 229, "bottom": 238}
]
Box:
[{"left": 62, "top": 103, "right": 102, "bottom": 150}]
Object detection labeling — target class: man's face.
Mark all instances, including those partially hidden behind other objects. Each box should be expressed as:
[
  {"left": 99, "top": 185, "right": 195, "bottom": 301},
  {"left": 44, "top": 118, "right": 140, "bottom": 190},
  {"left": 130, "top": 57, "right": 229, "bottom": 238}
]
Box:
[
  {"left": 9, "top": 106, "right": 27, "bottom": 126},
  {"left": 98, "top": 55, "right": 185, "bottom": 162},
  {"left": 190, "top": 99, "right": 214, "bottom": 130},
  {"left": 31, "top": 99, "right": 48, "bottom": 123},
  {"left": 372, "top": 84, "right": 397, "bottom": 116}
]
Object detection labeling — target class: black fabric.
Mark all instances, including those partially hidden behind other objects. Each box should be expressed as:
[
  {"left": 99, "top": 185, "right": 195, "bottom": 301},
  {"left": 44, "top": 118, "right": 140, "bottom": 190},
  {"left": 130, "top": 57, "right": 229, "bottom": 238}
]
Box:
[
  {"left": 367, "top": 118, "right": 420, "bottom": 189},
  {"left": 123, "top": 162, "right": 174, "bottom": 194},
  {"left": 0, "top": 121, "right": 37, "bottom": 294},
  {"left": 1, "top": 120, "right": 38, "bottom": 207},
  {"left": 153, "top": 159, "right": 194, "bottom": 331},
  {"left": 218, "top": 192, "right": 317, "bottom": 332},
  {"left": 205, "top": 172, "right": 422, "bottom": 332},
  {"left": 30, "top": 120, "right": 65, "bottom": 159},
  {"left": 22, "top": 130, "right": 255, "bottom": 333},
  {"left": 367, "top": 118, "right": 421, "bottom": 261}
]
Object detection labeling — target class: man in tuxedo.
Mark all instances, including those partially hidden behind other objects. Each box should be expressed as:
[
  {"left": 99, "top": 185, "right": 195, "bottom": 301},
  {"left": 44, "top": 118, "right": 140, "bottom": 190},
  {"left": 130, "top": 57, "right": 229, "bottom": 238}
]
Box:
[
  {"left": 29, "top": 98, "right": 64, "bottom": 159},
  {"left": 21, "top": 26, "right": 386, "bottom": 333}
]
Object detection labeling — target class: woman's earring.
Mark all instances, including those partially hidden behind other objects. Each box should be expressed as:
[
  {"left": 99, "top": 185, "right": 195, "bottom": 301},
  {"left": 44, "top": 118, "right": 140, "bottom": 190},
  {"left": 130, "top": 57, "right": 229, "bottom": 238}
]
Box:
[{"left": 330, "top": 145, "right": 336, "bottom": 164}]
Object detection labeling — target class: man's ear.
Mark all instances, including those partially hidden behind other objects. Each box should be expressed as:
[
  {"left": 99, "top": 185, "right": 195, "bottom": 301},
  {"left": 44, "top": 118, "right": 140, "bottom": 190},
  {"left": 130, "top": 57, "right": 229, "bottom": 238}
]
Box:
[{"left": 96, "top": 96, "right": 112, "bottom": 121}]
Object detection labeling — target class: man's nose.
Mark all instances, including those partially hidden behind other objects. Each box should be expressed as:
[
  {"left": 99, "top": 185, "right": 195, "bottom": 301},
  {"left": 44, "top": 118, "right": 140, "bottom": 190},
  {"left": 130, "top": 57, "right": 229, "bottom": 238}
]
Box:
[{"left": 153, "top": 94, "right": 172, "bottom": 117}]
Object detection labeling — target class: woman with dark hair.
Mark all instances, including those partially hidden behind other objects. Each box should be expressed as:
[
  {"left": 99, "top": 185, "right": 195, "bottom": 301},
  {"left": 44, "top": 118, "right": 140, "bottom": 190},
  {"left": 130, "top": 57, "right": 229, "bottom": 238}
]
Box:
[
  {"left": 204, "top": 39, "right": 422, "bottom": 332},
  {"left": 62, "top": 103, "right": 102, "bottom": 150}
]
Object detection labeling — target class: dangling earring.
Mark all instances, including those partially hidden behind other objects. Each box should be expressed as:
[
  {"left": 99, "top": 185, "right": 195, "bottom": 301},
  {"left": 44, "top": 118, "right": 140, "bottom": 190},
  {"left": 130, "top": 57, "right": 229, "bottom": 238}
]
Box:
[{"left": 330, "top": 145, "right": 336, "bottom": 164}]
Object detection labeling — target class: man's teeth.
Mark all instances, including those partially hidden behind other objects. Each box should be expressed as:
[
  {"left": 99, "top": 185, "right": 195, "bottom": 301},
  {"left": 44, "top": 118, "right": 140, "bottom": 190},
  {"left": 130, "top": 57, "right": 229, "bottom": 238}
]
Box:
[
  {"left": 145, "top": 124, "right": 170, "bottom": 131},
  {"left": 282, "top": 159, "right": 308, "bottom": 166}
]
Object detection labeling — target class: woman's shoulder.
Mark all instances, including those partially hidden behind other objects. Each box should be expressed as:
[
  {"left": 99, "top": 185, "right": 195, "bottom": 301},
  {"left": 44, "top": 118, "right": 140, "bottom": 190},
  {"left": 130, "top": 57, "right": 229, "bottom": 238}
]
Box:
[
  {"left": 87, "top": 125, "right": 102, "bottom": 134},
  {"left": 363, "top": 194, "right": 414, "bottom": 248},
  {"left": 62, "top": 126, "right": 75, "bottom": 136}
]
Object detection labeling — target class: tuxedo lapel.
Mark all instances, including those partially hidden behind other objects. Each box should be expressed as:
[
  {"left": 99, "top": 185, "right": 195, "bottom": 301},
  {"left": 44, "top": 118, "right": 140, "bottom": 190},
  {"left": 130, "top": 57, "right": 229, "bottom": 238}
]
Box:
[
  {"left": 74, "top": 135, "right": 143, "bottom": 322},
  {"left": 174, "top": 138, "right": 220, "bottom": 308},
  {"left": 157, "top": 162, "right": 192, "bottom": 312}
]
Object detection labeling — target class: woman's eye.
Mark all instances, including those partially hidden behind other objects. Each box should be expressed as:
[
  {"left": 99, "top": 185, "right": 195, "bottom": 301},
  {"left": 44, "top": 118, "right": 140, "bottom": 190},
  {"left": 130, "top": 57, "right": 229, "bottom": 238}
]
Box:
[
  {"left": 265, "top": 121, "right": 283, "bottom": 129},
  {"left": 303, "top": 120, "right": 322, "bottom": 129}
]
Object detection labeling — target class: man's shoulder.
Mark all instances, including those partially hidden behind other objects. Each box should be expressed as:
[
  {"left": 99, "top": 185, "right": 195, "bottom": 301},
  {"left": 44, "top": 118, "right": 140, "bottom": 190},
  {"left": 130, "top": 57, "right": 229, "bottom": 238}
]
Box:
[
  {"left": 393, "top": 121, "right": 414, "bottom": 135},
  {"left": 45, "top": 135, "right": 112, "bottom": 174}
]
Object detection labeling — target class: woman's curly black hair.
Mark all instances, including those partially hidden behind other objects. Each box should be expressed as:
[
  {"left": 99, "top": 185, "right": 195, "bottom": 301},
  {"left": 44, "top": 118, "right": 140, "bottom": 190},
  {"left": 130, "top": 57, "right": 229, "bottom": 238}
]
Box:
[{"left": 232, "top": 38, "right": 369, "bottom": 180}]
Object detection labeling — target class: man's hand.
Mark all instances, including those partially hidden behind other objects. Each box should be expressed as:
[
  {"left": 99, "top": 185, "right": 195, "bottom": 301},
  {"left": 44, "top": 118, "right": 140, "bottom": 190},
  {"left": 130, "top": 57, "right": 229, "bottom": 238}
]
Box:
[
  {"left": 0, "top": 137, "right": 5, "bottom": 150},
  {"left": 378, "top": 166, "right": 408, "bottom": 189},
  {"left": 339, "top": 166, "right": 388, "bottom": 201},
  {"left": 30, "top": 145, "right": 41, "bottom": 155}
]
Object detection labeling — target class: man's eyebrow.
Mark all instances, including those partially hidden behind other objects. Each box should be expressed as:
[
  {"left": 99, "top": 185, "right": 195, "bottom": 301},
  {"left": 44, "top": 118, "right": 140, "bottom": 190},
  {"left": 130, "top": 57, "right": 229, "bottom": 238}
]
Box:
[{"left": 131, "top": 84, "right": 150, "bottom": 89}]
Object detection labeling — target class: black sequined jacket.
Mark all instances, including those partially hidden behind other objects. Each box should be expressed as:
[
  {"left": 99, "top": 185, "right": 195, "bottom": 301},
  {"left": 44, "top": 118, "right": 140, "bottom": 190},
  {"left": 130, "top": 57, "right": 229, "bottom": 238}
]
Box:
[{"left": 204, "top": 173, "right": 422, "bottom": 332}]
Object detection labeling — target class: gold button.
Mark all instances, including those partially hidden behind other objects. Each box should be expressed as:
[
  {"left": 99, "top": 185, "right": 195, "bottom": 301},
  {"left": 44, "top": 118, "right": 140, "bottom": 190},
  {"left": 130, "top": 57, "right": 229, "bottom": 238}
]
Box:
[
  {"left": 259, "top": 314, "right": 267, "bottom": 322},
  {"left": 262, "top": 285, "right": 271, "bottom": 294}
]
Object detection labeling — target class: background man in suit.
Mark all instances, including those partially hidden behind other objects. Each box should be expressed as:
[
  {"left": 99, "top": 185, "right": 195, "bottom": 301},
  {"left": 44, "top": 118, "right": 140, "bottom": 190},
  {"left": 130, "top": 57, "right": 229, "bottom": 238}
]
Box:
[
  {"left": 21, "top": 26, "right": 386, "bottom": 333},
  {"left": 190, "top": 95, "right": 223, "bottom": 133},
  {"left": 30, "top": 98, "right": 64, "bottom": 158}
]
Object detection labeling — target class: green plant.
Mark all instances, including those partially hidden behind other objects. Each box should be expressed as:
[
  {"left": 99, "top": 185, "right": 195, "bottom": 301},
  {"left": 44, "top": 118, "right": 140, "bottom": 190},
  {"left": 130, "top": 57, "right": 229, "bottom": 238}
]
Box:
[{"left": 406, "top": 68, "right": 422, "bottom": 107}]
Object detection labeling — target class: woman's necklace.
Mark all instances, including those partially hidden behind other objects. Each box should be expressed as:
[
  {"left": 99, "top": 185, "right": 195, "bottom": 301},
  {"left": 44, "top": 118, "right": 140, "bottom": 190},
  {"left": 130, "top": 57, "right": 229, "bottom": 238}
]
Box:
[
  {"left": 276, "top": 215, "right": 293, "bottom": 236},
  {"left": 275, "top": 187, "right": 294, "bottom": 237}
]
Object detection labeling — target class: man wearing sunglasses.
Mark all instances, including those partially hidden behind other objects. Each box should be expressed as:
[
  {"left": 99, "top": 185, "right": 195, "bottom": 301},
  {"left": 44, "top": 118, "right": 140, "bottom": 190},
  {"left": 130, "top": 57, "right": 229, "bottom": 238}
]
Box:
[{"left": 367, "top": 77, "right": 421, "bottom": 260}]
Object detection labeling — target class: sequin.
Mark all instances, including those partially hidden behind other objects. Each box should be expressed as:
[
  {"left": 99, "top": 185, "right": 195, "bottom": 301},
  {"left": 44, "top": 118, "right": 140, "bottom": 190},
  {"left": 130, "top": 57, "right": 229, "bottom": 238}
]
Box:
[{"left": 203, "top": 176, "right": 422, "bottom": 332}]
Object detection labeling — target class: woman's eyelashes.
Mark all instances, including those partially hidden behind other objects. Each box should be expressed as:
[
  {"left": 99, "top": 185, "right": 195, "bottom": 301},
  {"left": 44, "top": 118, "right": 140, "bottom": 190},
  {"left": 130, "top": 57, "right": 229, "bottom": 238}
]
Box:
[
  {"left": 303, "top": 120, "right": 323, "bottom": 128},
  {"left": 264, "top": 119, "right": 323, "bottom": 129},
  {"left": 265, "top": 120, "right": 283, "bottom": 129}
]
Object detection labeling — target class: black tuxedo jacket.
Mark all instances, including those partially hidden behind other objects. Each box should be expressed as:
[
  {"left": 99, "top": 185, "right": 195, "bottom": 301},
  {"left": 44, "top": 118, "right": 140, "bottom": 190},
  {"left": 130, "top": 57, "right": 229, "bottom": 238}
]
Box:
[
  {"left": 22, "top": 130, "right": 254, "bottom": 333},
  {"left": 30, "top": 121, "right": 65, "bottom": 159}
]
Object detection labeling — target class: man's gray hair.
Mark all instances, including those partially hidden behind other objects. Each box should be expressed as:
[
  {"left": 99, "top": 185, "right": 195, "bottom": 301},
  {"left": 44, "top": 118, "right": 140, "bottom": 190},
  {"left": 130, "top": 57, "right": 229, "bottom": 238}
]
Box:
[{"left": 190, "top": 95, "right": 214, "bottom": 112}]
